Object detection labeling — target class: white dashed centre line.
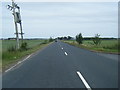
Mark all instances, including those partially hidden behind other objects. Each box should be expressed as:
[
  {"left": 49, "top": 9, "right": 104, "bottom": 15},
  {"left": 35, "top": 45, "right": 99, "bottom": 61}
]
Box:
[
  {"left": 64, "top": 52, "right": 68, "bottom": 56},
  {"left": 58, "top": 43, "right": 68, "bottom": 56},
  {"left": 77, "top": 71, "right": 92, "bottom": 90}
]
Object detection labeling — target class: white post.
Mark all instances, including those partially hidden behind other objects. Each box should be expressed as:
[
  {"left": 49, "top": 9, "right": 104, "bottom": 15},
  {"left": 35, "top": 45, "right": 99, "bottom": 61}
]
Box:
[{"left": 12, "top": 0, "right": 20, "bottom": 49}]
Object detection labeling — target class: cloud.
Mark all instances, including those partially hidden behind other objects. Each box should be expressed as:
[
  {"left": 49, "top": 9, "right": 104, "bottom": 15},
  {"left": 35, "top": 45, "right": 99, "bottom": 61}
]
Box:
[
  {"left": 2, "top": 2, "right": 118, "bottom": 38},
  {"left": 19, "top": 2, "right": 117, "bottom": 24}
]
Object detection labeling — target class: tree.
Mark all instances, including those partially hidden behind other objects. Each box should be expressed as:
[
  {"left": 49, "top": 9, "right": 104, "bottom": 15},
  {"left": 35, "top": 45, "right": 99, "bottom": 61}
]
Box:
[
  {"left": 63, "top": 36, "right": 67, "bottom": 40},
  {"left": 57, "top": 37, "right": 63, "bottom": 40},
  {"left": 49, "top": 37, "right": 54, "bottom": 42},
  {"left": 67, "top": 36, "right": 72, "bottom": 40},
  {"left": 76, "top": 33, "right": 83, "bottom": 44},
  {"left": 93, "top": 34, "right": 101, "bottom": 45}
]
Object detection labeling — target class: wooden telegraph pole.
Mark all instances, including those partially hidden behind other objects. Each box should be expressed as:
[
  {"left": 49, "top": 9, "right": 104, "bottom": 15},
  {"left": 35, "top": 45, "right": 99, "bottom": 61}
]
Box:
[
  {"left": 7, "top": 0, "right": 24, "bottom": 49},
  {"left": 18, "top": 7, "right": 24, "bottom": 43},
  {"left": 12, "top": 0, "right": 20, "bottom": 49}
]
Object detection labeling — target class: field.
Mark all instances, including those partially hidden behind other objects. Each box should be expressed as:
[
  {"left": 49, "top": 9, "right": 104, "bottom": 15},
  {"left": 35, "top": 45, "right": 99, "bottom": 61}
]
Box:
[
  {"left": 64, "top": 39, "right": 119, "bottom": 54},
  {"left": 2, "top": 39, "right": 50, "bottom": 71},
  {"left": 2, "top": 40, "right": 46, "bottom": 52}
]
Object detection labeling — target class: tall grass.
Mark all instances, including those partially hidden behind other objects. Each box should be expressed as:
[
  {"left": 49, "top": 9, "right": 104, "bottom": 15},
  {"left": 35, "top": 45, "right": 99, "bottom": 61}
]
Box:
[
  {"left": 2, "top": 40, "right": 46, "bottom": 52},
  {"left": 7, "top": 45, "right": 16, "bottom": 52},
  {"left": 64, "top": 40, "right": 119, "bottom": 54},
  {"left": 2, "top": 40, "right": 50, "bottom": 70}
]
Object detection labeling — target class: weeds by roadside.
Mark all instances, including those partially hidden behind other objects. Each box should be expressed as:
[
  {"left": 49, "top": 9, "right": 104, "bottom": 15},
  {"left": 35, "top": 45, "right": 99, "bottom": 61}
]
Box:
[
  {"left": 63, "top": 40, "right": 119, "bottom": 54},
  {"left": 2, "top": 40, "right": 51, "bottom": 70}
]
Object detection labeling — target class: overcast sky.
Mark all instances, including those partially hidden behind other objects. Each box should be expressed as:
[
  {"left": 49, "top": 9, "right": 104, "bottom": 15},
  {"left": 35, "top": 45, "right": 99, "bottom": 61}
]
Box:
[{"left": 1, "top": 2, "right": 118, "bottom": 38}]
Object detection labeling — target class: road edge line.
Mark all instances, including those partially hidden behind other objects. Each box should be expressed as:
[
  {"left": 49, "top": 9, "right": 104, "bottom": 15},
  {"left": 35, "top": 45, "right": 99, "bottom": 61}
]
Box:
[
  {"left": 4, "top": 42, "right": 53, "bottom": 73},
  {"left": 5, "top": 55, "right": 31, "bottom": 73}
]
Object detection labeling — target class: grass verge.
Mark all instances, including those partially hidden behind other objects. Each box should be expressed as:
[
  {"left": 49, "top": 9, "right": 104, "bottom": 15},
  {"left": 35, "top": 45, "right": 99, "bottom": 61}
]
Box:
[
  {"left": 63, "top": 40, "right": 120, "bottom": 54},
  {"left": 2, "top": 41, "right": 51, "bottom": 71}
]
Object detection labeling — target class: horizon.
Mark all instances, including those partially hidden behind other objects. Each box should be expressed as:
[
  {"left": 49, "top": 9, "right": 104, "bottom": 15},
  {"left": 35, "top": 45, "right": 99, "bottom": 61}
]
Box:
[
  {"left": 1, "top": 35, "right": 118, "bottom": 39},
  {"left": 1, "top": 2, "right": 118, "bottom": 38}
]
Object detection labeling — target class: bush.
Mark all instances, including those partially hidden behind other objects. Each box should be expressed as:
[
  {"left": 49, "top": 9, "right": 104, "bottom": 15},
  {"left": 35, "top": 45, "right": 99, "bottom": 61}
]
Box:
[
  {"left": 76, "top": 33, "right": 83, "bottom": 44},
  {"left": 42, "top": 40, "right": 48, "bottom": 44},
  {"left": 20, "top": 42, "right": 28, "bottom": 51},
  {"left": 93, "top": 34, "right": 101, "bottom": 46},
  {"left": 49, "top": 37, "right": 54, "bottom": 42}
]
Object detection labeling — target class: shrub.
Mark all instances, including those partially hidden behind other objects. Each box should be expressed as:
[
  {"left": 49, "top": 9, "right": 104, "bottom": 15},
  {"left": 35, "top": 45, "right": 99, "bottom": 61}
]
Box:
[
  {"left": 49, "top": 37, "right": 54, "bottom": 42},
  {"left": 20, "top": 42, "right": 28, "bottom": 51},
  {"left": 93, "top": 34, "right": 101, "bottom": 46},
  {"left": 42, "top": 40, "right": 48, "bottom": 44},
  {"left": 76, "top": 33, "right": 83, "bottom": 44}
]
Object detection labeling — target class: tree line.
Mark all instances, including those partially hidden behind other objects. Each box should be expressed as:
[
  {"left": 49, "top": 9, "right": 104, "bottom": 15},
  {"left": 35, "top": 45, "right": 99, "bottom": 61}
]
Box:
[
  {"left": 75, "top": 33, "right": 101, "bottom": 46},
  {"left": 49, "top": 33, "right": 117, "bottom": 46}
]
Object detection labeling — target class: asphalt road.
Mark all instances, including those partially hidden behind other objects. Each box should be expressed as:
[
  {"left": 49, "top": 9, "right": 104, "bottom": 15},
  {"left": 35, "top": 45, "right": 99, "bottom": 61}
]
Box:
[{"left": 2, "top": 41, "right": 118, "bottom": 88}]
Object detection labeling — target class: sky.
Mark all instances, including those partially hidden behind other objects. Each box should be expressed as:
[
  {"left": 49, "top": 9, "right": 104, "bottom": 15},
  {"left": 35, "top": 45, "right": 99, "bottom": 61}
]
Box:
[
  {"left": 1, "top": 0, "right": 119, "bottom": 2},
  {"left": 1, "top": 2, "right": 118, "bottom": 38}
]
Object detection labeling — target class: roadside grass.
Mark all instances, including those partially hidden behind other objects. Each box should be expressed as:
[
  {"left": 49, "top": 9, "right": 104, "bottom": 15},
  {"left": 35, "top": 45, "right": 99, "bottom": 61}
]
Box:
[
  {"left": 64, "top": 40, "right": 119, "bottom": 54},
  {"left": 2, "top": 40, "right": 51, "bottom": 71},
  {"left": 2, "top": 40, "right": 46, "bottom": 52}
]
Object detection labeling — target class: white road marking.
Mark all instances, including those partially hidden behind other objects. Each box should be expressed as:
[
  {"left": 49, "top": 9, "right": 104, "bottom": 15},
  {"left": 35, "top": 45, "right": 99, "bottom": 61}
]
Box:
[
  {"left": 5, "top": 64, "right": 17, "bottom": 73},
  {"left": 64, "top": 52, "right": 68, "bottom": 56},
  {"left": 61, "top": 48, "right": 63, "bottom": 50},
  {"left": 77, "top": 71, "right": 92, "bottom": 90},
  {"left": 5, "top": 55, "right": 31, "bottom": 73}
]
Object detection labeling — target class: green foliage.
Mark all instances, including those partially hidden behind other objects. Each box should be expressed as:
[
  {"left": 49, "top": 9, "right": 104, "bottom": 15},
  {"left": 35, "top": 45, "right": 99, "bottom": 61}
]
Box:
[
  {"left": 103, "top": 44, "right": 117, "bottom": 49},
  {"left": 102, "top": 41, "right": 119, "bottom": 51},
  {"left": 2, "top": 40, "right": 50, "bottom": 70},
  {"left": 93, "top": 34, "right": 101, "bottom": 46},
  {"left": 2, "top": 40, "right": 46, "bottom": 52},
  {"left": 67, "top": 36, "right": 72, "bottom": 40},
  {"left": 42, "top": 40, "right": 48, "bottom": 44},
  {"left": 76, "top": 33, "right": 83, "bottom": 44},
  {"left": 49, "top": 37, "right": 54, "bottom": 42},
  {"left": 7, "top": 45, "right": 16, "bottom": 52},
  {"left": 20, "top": 42, "right": 28, "bottom": 51},
  {"left": 64, "top": 39, "right": 119, "bottom": 54}
]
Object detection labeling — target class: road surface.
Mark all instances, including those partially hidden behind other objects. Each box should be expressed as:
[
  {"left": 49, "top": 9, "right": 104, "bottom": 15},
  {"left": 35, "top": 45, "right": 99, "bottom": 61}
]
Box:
[{"left": 2, "top": 41, "right": 118, "bottom": 88}]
